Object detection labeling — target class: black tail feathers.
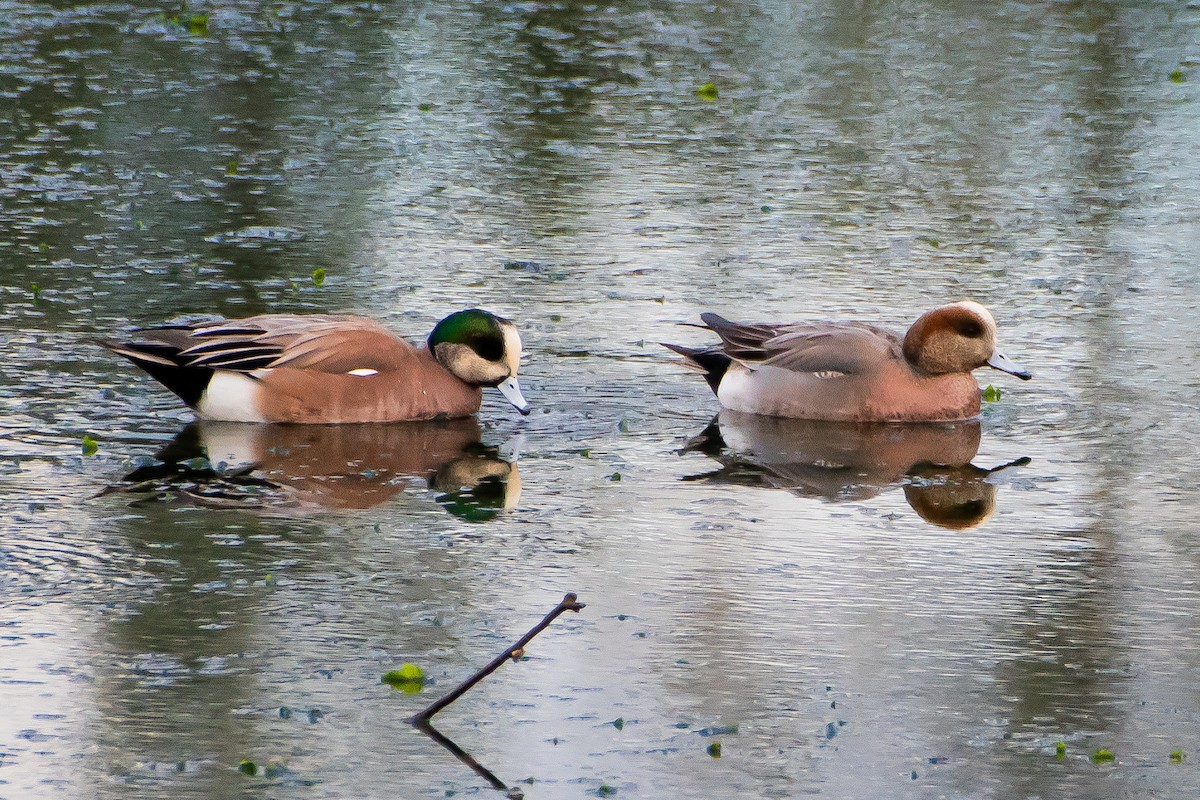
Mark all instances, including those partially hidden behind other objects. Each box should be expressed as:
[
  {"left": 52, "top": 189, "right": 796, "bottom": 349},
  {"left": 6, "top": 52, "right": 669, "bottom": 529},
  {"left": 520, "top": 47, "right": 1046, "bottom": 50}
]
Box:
[
  {"left": 97, "top": 336, "right": 214, "bottom": 409},
  {"left": 662, "top": 342, "right": 731, "bottom": 396}
]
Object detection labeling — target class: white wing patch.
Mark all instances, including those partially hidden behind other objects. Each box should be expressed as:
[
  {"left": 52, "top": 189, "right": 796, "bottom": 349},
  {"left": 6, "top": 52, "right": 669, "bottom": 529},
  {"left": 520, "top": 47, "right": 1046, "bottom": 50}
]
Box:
[
  {"left": 347, "top": 368, "right": 379, "bottom": 377},
  {"left": 813, "top": 371, "right": 846, "bottom": 379}
]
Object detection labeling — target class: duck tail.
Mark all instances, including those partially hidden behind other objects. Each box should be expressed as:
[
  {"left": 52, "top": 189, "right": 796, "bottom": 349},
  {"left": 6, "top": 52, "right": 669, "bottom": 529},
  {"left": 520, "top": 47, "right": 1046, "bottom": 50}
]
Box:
[
  {"left": 96, "top": 331, "right": 215, "bottom": 409},
  {"left": 661, "top": 342, "right": 730, "bottom": 396}
]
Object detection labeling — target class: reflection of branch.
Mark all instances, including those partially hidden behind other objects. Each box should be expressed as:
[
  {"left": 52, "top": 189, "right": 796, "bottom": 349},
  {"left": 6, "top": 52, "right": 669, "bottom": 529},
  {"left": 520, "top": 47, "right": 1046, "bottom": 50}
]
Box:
[
  {"left": 412, "top": 592, "right": 586, "bottom": 724},
  {"left": 413, "top": 718, "right": 513, "bottom": 795}
]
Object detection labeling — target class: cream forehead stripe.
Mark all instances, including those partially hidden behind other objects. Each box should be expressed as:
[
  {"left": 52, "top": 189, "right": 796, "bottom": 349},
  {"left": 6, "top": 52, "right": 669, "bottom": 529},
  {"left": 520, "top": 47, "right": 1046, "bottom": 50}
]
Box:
[
  {"left": 502, "top": 324, "right": 522, "bottom": 375},
  {"left": 954, "top": 300, "right": 995, "bottom": 326}
]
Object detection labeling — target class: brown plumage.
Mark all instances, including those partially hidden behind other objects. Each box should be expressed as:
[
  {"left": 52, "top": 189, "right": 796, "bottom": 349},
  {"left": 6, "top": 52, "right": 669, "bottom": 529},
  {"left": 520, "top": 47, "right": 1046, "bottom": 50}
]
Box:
[
  {"left": 99, "top": 310, "right": 529, "bottom": 424},
  {"left": 666, "top": 301, "right": 1030, "bottom": 422}
]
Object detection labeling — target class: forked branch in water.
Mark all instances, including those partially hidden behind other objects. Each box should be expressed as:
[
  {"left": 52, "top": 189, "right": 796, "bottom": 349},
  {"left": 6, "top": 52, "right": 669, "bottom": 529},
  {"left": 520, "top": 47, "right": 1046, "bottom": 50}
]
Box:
[{"left": 411, "top": 592, "right": 586, "bottom": 725}]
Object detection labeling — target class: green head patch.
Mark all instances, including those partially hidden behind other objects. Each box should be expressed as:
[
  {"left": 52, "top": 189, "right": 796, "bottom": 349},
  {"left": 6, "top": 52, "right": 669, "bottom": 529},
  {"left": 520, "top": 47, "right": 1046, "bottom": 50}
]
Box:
[{"left": 429, "top": 309, "right": 506, "bottom": 362}]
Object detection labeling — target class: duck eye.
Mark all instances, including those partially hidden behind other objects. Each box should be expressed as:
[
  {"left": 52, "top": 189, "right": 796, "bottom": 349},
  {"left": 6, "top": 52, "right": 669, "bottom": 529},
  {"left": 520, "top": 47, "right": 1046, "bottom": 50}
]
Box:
[{"left": 958, "top": 321, "right": 983, "bottom": 337}]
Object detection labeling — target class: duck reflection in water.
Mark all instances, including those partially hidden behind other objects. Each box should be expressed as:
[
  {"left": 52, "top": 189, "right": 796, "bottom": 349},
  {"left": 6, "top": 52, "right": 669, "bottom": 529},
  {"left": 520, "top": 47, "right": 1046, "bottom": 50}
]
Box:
[
  {"left": 682, "top": 410, "right": 1029, "bottom": 529},
  {"left": 106, "top": 418, "right": 521, "bottom": 520}
]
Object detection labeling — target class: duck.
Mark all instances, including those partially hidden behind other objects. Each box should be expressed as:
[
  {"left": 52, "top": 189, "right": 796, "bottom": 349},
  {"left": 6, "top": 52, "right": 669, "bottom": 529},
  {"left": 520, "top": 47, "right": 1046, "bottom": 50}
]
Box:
[
  {"left": 664, "top": 301, "right": 1030, "bottom": 421},
  {"left": 99, "top": 309, "right": 530, "bottom": 423}
]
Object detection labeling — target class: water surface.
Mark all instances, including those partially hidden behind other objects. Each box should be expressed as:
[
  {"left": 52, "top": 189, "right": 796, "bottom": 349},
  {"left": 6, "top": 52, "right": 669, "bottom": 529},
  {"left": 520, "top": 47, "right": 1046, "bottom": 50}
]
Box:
[{"left": 3, "top": 1, "right": 1200, "bottom": 798}]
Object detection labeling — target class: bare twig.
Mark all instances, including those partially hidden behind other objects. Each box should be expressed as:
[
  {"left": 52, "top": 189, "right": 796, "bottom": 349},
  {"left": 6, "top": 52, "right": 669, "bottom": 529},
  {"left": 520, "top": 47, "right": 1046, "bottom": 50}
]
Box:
[{"left": 411, "top": 592, "right": 585, "bottom": 725}]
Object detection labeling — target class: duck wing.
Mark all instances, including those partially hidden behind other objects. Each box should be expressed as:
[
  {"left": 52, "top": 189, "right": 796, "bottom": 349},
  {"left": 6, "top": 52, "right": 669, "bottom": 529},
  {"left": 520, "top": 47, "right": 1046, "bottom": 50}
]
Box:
[
  {"left": 216, "top": 315, "right": 415, "bottom": 373},
  {"left": 108, "top": 315, "right": 415, "bottom": 375},
  {"left": 700, "top": 313, "right": 901, "bottom": 376}
]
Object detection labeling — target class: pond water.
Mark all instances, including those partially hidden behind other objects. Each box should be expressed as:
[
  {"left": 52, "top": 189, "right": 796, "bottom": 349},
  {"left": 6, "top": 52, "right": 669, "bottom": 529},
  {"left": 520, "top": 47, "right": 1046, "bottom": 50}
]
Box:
[{"left": 3, "top": 1, "right": 1200, "bottom": 797}]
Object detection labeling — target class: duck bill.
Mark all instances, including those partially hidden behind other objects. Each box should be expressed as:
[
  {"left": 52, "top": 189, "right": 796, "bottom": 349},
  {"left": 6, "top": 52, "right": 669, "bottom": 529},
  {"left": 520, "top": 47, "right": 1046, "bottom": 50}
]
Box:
[
  {"left": 986, "top": 351, "right": 1032, "bottom": 381},
  {"left": 496, "top": 377, "right": 531, "bottom": 415}
]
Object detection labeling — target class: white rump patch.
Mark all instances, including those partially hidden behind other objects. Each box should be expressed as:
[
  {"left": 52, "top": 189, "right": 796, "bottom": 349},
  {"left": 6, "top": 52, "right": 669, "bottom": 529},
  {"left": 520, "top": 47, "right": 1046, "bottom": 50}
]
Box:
[
  {"left": 716, "top": 365, "right": 757, "bottom": 414},
  {"left": 197, "top": 372, "right": 267, "bottom": 423},
  {"left": 347, "top": 368, "right": 379, "bottom": 377}
]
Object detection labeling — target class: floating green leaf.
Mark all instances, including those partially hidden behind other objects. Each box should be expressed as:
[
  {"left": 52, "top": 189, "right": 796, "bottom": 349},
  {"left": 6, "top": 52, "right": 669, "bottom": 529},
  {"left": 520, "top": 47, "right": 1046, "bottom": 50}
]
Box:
[
  {"left": 383, "top": 665, "right": 421, "bottom": 683},
  {"left": 1170, "top": 750, "right": 1184, "bottom": 763},
  {"left": 238, "top": 758, "right": 256, "bottom": 776},
  {"left": 1091, "top": 748, "right": 1115, "bottom": 764},
  {"left": 226, "top": 159, "right": 238, "bottom": 176},
  {"left": 612, "top": 717, "right": 624, "bottom": 730},
  {"left": 609, "top": 472, "right": 621, "bottom": 482},
  {"left": 312, "top": 267, "right": 326, "bottom": 287},
  {"left": 597, "top": 785, "right": 617, "bottom": 797},
  {"left": 30, "top": 282, "right": 41, "bottom": 300},
  {"left": 383, "top": 663, "right": 425, "bottom": 693},
  {"left": 188, "top": 14, "right": 209, "bottom": 35},
  {"left": 707, "top": 741, "right": 721, "bottom": 757},
  {"left": 695, "top": 82, "right": 718, "bottom": 100},
  {"left": 418, "top": 102, "right": 433, "bottom": 112},
  {"left": 81, "top": 434, "right": 99, "bottom": 456},
  {"left": 983, "top": 385, "right": 1002, "bottom": 402},
  {"left": 1170, "top": 69, "right": 1185, "bottom": 84},
  {"left": 1056, "top": 741, "right": 1066, "bottom": 759}
]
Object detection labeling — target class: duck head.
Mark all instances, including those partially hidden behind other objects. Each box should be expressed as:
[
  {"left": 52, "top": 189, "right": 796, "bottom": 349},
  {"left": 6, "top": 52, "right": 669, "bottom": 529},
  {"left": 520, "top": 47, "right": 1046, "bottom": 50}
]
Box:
[
  {"left": 902, "top": 301, "right": 1031, "bottom": 380},
  {"left": 429, "top": 309, "right": 530, "bottom": 415}
]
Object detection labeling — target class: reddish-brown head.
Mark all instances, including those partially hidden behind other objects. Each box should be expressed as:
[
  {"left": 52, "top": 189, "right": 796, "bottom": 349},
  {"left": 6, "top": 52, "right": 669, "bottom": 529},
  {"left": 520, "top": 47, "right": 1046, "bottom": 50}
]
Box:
[{"left": 902, "top": 301, "right": 1031, "bottom": 380}]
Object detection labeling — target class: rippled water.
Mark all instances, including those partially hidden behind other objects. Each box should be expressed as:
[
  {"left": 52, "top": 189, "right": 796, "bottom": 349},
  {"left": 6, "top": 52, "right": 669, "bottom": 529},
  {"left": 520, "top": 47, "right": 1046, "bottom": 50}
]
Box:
[{"left": 3, "top": 1, "right": 1200, "bottom": 797}]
